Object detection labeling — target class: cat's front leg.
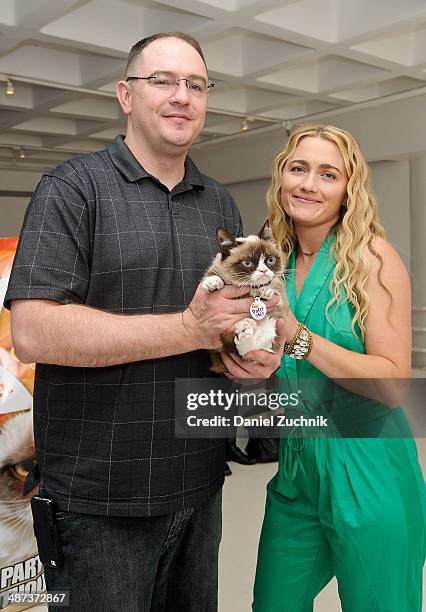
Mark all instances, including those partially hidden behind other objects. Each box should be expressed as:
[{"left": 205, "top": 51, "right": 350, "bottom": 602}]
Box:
[
  {"left": 250, "top": 286, "right": 275, "bottom": 300},
  {"left": 233, "top": 318, "right": 258, "bottom": 356},
  {"left": 233, "top": 317, "right": 257, "bottom": 337},
  {"left": 201, "top": 274, "right": 225, "bottom": 292}
]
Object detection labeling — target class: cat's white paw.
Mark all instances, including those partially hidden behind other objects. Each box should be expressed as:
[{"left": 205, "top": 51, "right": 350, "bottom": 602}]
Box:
[
  {"left": 201, "top": 275, "right": 224, "bottom": 292},
  {"left": 233, "top": 317, "right": 256, "bottom": 338},
  {"left": 257, "top": 286, "right": 275, "bottom": 300},
  {"left": 233, "top": 318, "right": 257, "bottom": 354},
  {"left": 234, "top": 319, "right": 257, "bottom": 357}
]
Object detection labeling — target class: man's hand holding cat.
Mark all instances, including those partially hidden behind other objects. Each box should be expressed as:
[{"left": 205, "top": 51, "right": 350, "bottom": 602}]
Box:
[
  {"left": 182, "top": 282, "right": 279, "bottom": 350},
  {"left": 221, "top": 318, "right": 285, "bottom": 379}
]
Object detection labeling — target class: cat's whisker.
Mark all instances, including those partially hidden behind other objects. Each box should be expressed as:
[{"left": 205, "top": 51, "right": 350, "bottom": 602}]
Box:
[{"left": 235, "top": 281, "right": 252, "bottom": 295}]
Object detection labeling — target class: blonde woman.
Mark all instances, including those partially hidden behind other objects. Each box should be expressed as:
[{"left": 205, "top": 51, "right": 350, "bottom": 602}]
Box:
[{"left": 251, "top": 124, "right": 426, "bottom": 611}]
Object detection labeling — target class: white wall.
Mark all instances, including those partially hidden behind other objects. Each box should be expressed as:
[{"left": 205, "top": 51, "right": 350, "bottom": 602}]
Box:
[
  {"left": 363, "top": 160, "right": 410, "bottom": 269},
  {"left": 225, "top": 178, "right": 269, "bottom": 235},
  {"left": 0, "top": 169, "right": 40, "bottom": 237},
  {"left": 0, "top": 197, "right": 30, "bottom": 237},
  {"left": 410, "top": 157, "right": 426, "bottom": 368},
  {"left": 189, "top": 93, "right": 426, "bottom": 281},
  {"left": 0, "top": 169, "right": 41, "bottom": 192},
  {"left": 191, "top": 91, "right": 426, "bottom": 184},
  {"left": 0, "top": 93, "right": 423, "bottom": 281}
]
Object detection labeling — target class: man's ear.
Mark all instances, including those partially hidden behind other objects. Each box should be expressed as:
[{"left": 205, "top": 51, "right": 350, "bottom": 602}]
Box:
[
  {"left": 116, "top": 80, "right": 132, "bottom": 116},
  {"left": 258, "top": 219, "right": 273, "bottom": 241},
  {"left": 216, "top": 227, "right": 237, "bottom": 257}
]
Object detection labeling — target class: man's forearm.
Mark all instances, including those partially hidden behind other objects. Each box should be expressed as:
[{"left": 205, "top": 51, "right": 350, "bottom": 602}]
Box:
[{"left": 11, "top": 300, "right": 203, "bottom": 367}]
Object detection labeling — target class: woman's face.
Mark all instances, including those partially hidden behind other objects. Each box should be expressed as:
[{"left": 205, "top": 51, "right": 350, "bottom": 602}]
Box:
[{"left": 281, "top": 136, "right": 348, "bottom": 230}]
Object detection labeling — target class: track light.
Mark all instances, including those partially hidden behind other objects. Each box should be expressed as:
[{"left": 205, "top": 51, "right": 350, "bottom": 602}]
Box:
[
  {"left": 5, "top": 78, "right": 14, "bottom": 96},
  {"left": 284, "top": 119, "right": 293, "bottom": 136},
  {"left": 241, "top": 119, "right": 249, "bottom": 132}
]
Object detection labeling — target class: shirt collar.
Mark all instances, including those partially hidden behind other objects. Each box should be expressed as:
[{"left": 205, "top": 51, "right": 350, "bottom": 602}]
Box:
[{"left": 108, "top": 135, "right": 205, "bottom": 188}]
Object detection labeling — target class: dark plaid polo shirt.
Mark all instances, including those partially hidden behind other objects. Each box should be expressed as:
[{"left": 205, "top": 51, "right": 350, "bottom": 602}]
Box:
[{"left": 5, "top": 135, "right": 242, "bottom": 517}]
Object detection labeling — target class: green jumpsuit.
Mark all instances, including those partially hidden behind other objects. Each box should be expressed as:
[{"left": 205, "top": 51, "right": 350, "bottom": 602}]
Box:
[{"left": 253, "top": 233, "right": 426, "bottom": 612}]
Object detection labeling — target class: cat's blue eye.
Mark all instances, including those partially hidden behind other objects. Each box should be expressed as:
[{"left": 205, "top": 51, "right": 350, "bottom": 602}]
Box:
[
  {"left": 266, "top": 256, "right": 276, "bottom": 265},
  {"left": 241, "top": 259, "right": 253, "bottom": 268}
]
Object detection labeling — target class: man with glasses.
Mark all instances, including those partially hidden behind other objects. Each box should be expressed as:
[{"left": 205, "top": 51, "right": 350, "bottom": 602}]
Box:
[{"left": 5, "top": 32, "right": 282, "bottom": 611}]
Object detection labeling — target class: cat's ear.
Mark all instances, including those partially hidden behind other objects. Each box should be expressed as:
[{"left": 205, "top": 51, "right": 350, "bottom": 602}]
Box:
[
  {"left": 216, "top": 228, "right": 237, "bottom": 255},
  {"left": 258, "top": 219, "right": 273, "bottom": 241}
]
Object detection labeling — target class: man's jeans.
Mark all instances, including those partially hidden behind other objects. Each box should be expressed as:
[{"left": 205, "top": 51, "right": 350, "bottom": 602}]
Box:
[{"left": 44, "top": 489, "right": 222, "bottom": 612}]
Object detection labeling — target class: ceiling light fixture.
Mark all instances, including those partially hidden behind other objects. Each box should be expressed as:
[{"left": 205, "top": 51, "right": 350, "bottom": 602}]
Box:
[
  {"left": 284, "top": 119, "right": 293, "bottom": 136},
  {"left": 18, "top": 148, "right": 26, "bottom": 159},
  {"left": 241, "top": 119, "right": 249, "bottom": 131},
  {"left": 5, "top": 78, "right": 15, "bottom": 96}
]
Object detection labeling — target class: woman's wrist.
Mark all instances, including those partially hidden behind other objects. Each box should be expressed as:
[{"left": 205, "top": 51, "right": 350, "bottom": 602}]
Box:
[
  {"left": 284, "top": 323, "right": 313, "bottom": 360},
  {"left": 286, "top": 318, "right": 300, "bottom": 338}
]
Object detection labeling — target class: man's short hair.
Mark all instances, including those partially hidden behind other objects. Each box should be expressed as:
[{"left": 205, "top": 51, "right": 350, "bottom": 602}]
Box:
[{"left": 125, "top": 32, "right": 207, "bottom": 76}]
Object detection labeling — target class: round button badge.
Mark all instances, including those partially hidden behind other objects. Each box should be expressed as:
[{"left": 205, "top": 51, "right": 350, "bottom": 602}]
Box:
[{"left": 250, "top": 297, "right": 267, "bottom": 321}]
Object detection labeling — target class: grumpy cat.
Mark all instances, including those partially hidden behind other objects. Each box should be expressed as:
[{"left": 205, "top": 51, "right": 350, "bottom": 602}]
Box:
[{"left": 202, "top": 221, "right": 287, "bottom": 373}]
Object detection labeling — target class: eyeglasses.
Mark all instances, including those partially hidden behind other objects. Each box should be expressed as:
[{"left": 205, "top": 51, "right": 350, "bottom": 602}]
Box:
[{"left": 126, "top": 72, "right": 214, "bottom": 97}]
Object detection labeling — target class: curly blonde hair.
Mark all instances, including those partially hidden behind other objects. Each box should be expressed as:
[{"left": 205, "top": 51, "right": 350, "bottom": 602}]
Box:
[{"left": 267, "top": 123, "right": 387, "bottom": 338}]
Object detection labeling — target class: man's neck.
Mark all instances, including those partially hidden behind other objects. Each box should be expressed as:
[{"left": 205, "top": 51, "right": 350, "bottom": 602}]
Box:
[{"left": 125, "top": 133, "right": 187, "bottom": 191}]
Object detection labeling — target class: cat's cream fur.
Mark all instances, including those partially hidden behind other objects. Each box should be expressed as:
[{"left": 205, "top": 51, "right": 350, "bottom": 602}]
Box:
[
  {"left": 202, "top": 221, "right": 287, "bottom": 373},
  {"left": 0, "top": 410, "right": 38, "bottom": 567}
]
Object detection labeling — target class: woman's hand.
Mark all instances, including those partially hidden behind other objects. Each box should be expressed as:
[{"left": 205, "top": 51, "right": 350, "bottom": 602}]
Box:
[{"left": 281, "top": 308, "right": 300, "bottom": 341}]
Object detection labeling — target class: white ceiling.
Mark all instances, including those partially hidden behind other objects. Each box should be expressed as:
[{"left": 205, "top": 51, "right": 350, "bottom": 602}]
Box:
[{"left": 1, "top": 0, "right": 426, "bottom": 171}]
